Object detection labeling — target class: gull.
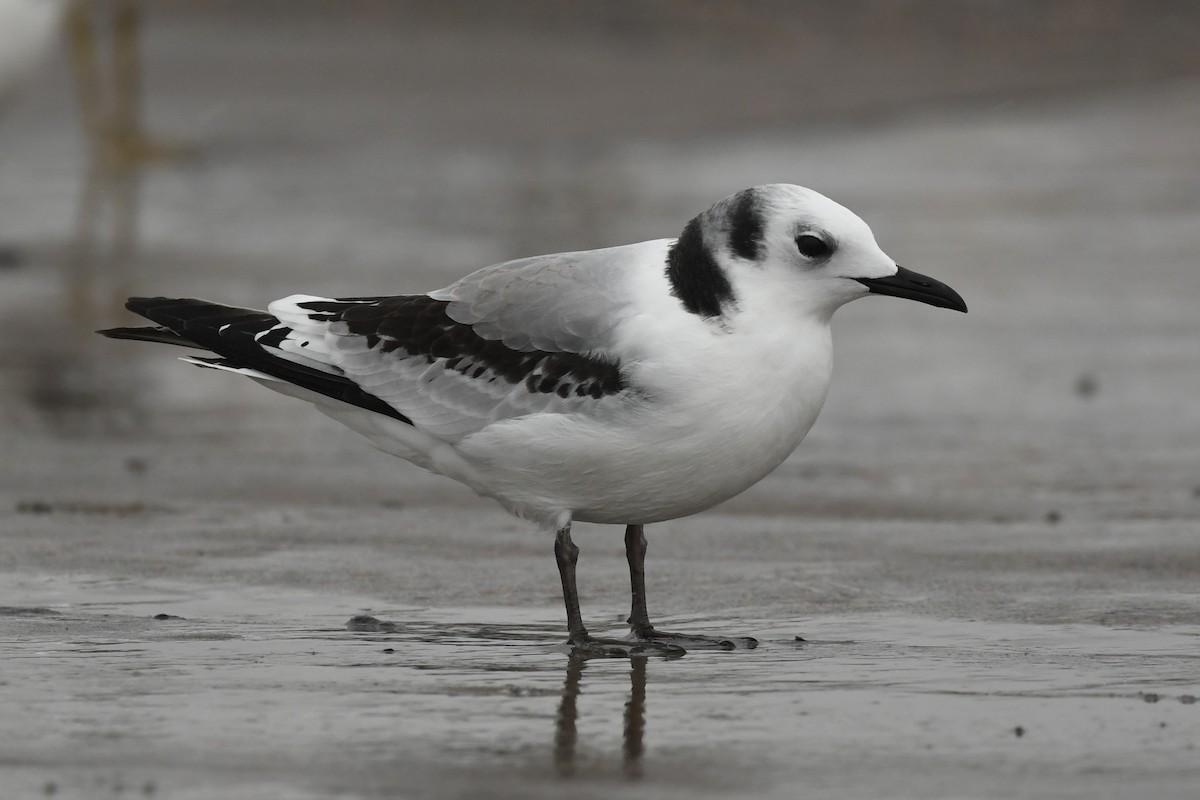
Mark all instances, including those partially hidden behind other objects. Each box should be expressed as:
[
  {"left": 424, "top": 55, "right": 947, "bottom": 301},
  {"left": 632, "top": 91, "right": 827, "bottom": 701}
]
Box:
[{"left": 99, "top": 184, "right": 966, "bottom": 657}]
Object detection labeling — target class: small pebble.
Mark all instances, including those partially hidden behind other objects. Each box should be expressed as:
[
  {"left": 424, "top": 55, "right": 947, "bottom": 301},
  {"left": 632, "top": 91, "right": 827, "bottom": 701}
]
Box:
[
  {"left": 1014, "top": 726, "right": 1025, "bottom": 737},
  {"left": 1045, "top": 510, "right": 1062, "bottom": 524}
]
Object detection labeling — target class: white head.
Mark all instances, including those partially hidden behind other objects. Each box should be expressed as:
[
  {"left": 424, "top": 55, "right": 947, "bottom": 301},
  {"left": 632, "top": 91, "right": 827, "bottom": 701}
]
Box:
[{"left": 665, "top": 184, "right": 966, "bottom": 323}]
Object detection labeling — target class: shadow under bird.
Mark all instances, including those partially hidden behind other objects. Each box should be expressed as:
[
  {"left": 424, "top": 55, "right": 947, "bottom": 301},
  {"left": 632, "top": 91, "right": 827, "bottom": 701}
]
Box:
[{"left": 99, "top": 184, "right": 966, "bottom": 657}]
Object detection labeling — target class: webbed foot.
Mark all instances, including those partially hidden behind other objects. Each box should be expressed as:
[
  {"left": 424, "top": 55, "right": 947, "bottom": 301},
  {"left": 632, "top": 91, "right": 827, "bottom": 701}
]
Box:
[
  {"left": 632, "top": 627, "right": 758, "bottom": 651},
  {"left": 568, "top": 634, "right": 686, "bottom": 659}
]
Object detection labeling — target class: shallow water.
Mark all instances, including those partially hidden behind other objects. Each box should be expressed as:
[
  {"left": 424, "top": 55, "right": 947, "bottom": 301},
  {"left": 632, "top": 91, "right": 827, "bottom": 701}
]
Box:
[{"left": 3, "top": 573, "right": 1198, "bottom": 799}]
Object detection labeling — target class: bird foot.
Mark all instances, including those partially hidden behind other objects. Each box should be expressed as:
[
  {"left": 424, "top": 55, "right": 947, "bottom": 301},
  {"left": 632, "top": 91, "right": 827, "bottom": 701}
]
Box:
[
  {"left": 567, "top": 633, "right": 686, "bottom": 659},
  {"left": 632, "top": 626, "right": 758, "bottom": 651}
]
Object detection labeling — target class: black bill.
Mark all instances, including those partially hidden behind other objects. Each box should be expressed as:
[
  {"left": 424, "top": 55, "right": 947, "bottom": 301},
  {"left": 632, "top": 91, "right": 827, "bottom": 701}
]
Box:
[{"left": 855, "top": 266, "right": 967, "bottom": 312}]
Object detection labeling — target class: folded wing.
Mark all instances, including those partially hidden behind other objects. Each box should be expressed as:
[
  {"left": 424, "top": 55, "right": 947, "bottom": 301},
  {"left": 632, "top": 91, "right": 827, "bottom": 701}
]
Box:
[{"left": 101, "top": 245, "right": 650, "bottom": 442}]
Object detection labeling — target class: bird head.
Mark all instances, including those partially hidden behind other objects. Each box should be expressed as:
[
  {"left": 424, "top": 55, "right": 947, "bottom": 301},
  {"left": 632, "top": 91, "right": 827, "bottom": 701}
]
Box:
[{"left": 666, "top": 184, "right": 967, "bottom": 323}]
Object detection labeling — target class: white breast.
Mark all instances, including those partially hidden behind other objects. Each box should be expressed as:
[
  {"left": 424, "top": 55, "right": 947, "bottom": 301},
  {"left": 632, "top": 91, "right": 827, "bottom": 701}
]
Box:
[{"left": 451, "top": 258, "right": 836, "bottom": 527}]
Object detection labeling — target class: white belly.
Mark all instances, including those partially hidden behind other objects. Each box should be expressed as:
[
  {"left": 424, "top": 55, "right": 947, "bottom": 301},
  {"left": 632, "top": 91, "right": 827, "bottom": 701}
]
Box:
[{"left": 452, "top": 319, "right": 834, "bottom": 526}]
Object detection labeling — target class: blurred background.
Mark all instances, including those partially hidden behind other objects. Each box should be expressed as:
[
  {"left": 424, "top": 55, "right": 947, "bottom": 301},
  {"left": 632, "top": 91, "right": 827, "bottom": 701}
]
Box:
[
  {"left": 3, "top": 3, "right": 1200, "bottom": 796},
  {"left": 1, "top": 0, "right": 1198, "bottom": 578}
]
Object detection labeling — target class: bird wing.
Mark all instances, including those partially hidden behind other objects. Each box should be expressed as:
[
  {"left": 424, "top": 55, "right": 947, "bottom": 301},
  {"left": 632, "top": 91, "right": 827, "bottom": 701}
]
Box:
[
  {"left": 426, "top": 243, "right": 648, "bottom": 353},
  {"left": 103, "top": 298, "right": 413, "bottom": 423},
  {"left": 109, "top": 243, "right": 661, "bottom": 442}
]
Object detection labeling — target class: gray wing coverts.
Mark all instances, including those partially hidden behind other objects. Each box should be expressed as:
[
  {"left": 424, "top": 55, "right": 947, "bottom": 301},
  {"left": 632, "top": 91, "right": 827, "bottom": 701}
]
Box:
[
  {"left": 428, "top": 249, "right": 632, "bottom": 353},
  {"left": 274, "top": 249, "right": 637, "bottom": 441}
]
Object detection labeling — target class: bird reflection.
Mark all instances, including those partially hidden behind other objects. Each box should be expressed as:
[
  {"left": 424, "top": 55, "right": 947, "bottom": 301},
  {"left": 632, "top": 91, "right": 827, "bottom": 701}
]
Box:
[
  {"left": 553, "top": 652, "right": 585, "bottom": 776},
  {"left": 554, "top": 652, "right": 648, "bottom": 779},
  {"left": 623, "top": 656, "right": 646, "bottom": 777}
]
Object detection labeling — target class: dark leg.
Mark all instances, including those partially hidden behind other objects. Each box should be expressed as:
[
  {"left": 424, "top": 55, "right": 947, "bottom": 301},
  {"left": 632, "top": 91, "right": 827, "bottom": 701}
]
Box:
[
  {"left": 625, "top": 523, "right": 651, "bottom": 634},
  {"left": 624, "top": 524, "right": 758, "bottom": 650},
  {"left": 554, "top": 524, "right": 588, "bottom": 642},
  {"left": 554, "top": 524, "right": 683, "bottom": 658}
]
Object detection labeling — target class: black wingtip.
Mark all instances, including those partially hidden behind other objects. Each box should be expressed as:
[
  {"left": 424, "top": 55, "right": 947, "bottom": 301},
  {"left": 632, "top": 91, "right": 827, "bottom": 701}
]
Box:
[
  {"left": 100, "top": 295, "right": 416, "bottom": 425},
  {"left": 123, "top": 296, "right": 178, "bottom": 318},
  {"left": 97, "top": 297, "right": 268, "bottom": 350},
  {"left": 96, "top": 325, "right": 205, "bottom": 348},
  {"left": 124, "top": 296, "right": 163, "bottom": 311}
]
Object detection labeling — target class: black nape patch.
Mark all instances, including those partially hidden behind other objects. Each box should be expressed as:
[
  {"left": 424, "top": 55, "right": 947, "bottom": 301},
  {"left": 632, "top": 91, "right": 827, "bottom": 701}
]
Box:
[
  {"left": 665, "top": 217, "right": 735, "bottom": 318},
  {"left": 727, "top": 189, "right": 764, "bottom": 262},
  {"left": 299, "top": 296, "right": 626, "bottom": 399}
]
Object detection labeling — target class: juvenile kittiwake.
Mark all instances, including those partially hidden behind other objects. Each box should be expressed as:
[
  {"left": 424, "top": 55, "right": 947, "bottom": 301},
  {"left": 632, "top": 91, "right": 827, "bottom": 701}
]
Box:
[{"left": 99, "top": 183, "right": 967, "bottom": 657}]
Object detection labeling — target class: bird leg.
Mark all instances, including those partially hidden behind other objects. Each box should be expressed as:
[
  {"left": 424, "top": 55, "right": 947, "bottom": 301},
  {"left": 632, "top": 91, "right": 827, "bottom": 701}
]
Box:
[
  {"left": 554, "top": 525, "right": 683, "bottom": 658},
  {"left": 625, "top": 524, "right": 758, "bottom": 650},
  {"left": 554, "top": 524, "right": 588, "bottom": 641}
]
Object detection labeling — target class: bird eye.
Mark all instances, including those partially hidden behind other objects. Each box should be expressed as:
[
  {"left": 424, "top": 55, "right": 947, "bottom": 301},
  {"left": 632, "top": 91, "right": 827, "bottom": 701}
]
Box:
[{"left": 795, "top": 234, "right": 831, "bottom": 259}]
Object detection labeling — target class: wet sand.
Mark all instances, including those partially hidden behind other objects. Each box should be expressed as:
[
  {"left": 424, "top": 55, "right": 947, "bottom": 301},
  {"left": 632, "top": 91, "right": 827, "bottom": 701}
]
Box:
[{"left": 2, "top": 5, "right": 1199, "bottom": 799}]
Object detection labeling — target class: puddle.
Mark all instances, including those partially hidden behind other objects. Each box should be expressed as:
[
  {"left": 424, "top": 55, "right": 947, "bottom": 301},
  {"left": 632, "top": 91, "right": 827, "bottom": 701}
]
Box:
[{"left": 1, "top": 573, "right": 1198, "bottom": 799}]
